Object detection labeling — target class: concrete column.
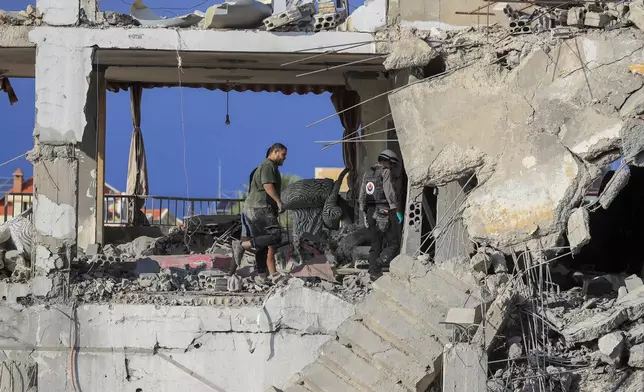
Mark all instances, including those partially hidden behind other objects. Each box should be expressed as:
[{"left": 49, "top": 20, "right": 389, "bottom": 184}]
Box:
[
  {"left": 392, "top": 68, "right": 427, "bottom": 257},
  {"left": 32, "top": 40, "right": 96, "bottom": 276},
  {"left": 346, "top": 75, "right": 391, "bottom": 186},
  {"left": 435, "top": 178, "right": 474, "bottom": 263},
  {"left": 77, "top": 66, "right": 105, "bottom": 249}
]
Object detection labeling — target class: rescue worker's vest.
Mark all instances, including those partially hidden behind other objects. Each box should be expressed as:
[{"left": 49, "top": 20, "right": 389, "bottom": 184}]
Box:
[{"left": 362, "top": 166, "right": 387, "bottom": 205}]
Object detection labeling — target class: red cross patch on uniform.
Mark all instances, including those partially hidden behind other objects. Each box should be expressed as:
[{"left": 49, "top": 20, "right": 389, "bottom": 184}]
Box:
[{"left": 365, "top": 181, "right": 375, "bottom": 195}]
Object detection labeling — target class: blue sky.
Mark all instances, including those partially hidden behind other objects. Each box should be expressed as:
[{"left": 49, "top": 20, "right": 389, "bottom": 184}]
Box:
[{"left": 1, "top": 0, "right": 365, "bottom": 197}]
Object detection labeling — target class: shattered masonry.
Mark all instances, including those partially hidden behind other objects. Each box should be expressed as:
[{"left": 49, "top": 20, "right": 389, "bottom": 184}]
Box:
[{"left": 4, "top": 0, "right": 644, "bottom": 391}]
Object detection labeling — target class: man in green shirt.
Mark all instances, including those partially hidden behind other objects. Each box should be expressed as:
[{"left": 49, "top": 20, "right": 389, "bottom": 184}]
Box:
[{"left": 232, "top": 143, "right": 287, "bottom": 282}]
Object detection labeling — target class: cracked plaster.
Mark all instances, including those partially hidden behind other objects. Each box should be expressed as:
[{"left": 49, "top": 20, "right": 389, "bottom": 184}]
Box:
[
  {"left": 389, "top": 28, "right": 644, "bottom": 248},
  {"left": 0, "top": 290, "right": 352, "bottom": 391}
]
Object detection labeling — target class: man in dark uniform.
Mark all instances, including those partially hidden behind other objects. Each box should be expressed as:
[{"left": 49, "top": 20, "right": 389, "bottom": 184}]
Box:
[{"left": 359, "top": 149, "right": 404, "bottom": 280}]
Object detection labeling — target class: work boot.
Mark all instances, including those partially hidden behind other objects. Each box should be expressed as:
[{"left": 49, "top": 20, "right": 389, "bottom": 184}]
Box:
[
  {"left": 232, "top": 240, "right": 244, "bottom": 267},
  {"left": 369, "top": 269, "right": 383, "bottom": 282},
  {"left": 254, "top": 273, "right": 268, "bottom": 285}
]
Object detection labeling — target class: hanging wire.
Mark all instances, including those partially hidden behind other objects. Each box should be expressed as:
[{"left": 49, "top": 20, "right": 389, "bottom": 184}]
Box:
[{"left": 225, "top": 89, "right": 231, "bottom": 126}]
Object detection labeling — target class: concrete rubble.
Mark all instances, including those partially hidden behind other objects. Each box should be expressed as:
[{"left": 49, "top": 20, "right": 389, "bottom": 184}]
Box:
[
  {"left": 389, "top": 23, "right": 644, "bottom": 251},
  {"left": 8, "top": 1, "right": 644, "bottom": 391}
]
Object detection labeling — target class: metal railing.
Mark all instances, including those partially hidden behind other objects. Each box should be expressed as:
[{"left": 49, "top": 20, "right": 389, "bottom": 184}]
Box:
[
  {"left": 2, "top": 193, "right": 33, "bottom": 222},
  {"left": 104, "top": 194, "right": 244, "bottom": 227}
]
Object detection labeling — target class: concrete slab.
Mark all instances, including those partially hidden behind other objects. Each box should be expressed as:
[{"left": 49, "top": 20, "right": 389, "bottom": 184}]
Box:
[
  {"left": 567, "top": 208, "right": 591, "bottom": 254},
  {"left": 625, "top": 274, "right": 644, "bottom": 293},
  {"left": 445, "top": 308, "right": 477, "bottom": 325},
  {"left": 372, "top": 274, "right": 450, "bottom": 341},
  {"left": 337, "top": 320, "right": 434, "bottom": 391},
  {"left": 357, "top": 295, "right": 444, "bottom": 367},
  {"left": 301, "top": 363, "right": 354, "bottom": 392},
  {"left": 442, "top": 344, "right": 488, "bottom": 392},
  {"left": 389, "top": 257, "right": 482, "bottom": 308},
  {"left": 30, "top": 27, "right": 379, "bottom": 55},
  {"left": 319, "top": 340, "right": 405, "bottom": 392}
]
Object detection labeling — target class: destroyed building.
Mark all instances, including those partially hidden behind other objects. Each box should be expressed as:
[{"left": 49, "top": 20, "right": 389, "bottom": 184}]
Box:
[{"left": 3, "top": 0, "right": 644, "bottom": 391}]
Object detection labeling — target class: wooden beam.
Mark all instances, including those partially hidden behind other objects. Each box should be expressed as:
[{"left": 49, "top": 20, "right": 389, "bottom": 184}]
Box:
[{"left": 96, "top": 71, "right": 107, "bottom": 245}]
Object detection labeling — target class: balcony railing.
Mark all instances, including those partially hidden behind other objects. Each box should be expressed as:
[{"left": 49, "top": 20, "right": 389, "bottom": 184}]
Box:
[
  {"left": 104, "top": 194, "right": 244, "bottom": 227},
  {"left": 2, "top": 193, "right": 33, "bottom": 222},
  {"left": 3, "top": 192, "right": 292, "bottom": 232}
]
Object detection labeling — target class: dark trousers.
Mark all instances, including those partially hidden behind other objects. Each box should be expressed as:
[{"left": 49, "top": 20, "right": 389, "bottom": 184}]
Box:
[
  {"left": 246, "top": 207, "right": 282, "bottom": 274},
  {"left": 366, "top": 205, "right": 400, "bottom": 274}
]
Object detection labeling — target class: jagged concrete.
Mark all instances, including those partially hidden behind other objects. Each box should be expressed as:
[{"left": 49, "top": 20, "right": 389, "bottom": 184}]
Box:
[
  {"left": 275, "top": 255, "right": 491, "bottom": 392},
  {"left": 389, "top": 28, "right": 644, "bottom": 249}
]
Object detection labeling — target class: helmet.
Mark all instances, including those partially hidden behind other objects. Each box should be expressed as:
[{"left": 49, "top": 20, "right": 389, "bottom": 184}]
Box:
[{"left": 378, "top": 149, "right": 400, "bottom": 164}]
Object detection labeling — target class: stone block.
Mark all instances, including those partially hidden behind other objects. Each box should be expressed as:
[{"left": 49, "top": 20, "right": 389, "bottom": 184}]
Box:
[
  {"left": 630, "top": 1, "right": 644, "bottom": 30},
  {"left": 301, "top": 363, "right": 354, "bottom": 392},
  {"left": 263, "top": 3, "right": 315, "bottom": 30},
  {"left": 619, "top": 286, "right": 629, "bottom": 299},
  {"left": 628, "top": 324, "right": 644, "bottom": 345},
  {"left": 598, "top": 331, "right": 625, "bottom": 360},
  {"left": 563, "top": 309, "right": 628, "bottom": 343},
  {"left": 566, "top": 6, "right": 586, "bottom": 26},
  {"left": 391, "top": 256, "right": 485, "bottom": 308},
  {"left": 259, "top": 278, "right": 354, "bottom": 334},
  {"left": 357, "top": 296, "right": 444, "bottom": 366},
  {"left": 384, "top": 37, "right": 436, "bottom": 71},
  {"left": 37, "top": 0, "right": 80, "bottom": 25},
  {"left": 474, "top": 287, "right": 516, "bottom": 352},
  {"left": 567, "top": 208, "right": 591, "bottom": 254},
  {"left": 584, "top": 12, "right": 614, "bottom": 28},
  {"left": 319, "top": 340, "right": 405, "bottom": 391},
  {"left": 630, "top": 344, "right": 644, "bottom": 368},
  {"left": 599, "top": 169, "right": 630, "bottom": 209},
  {"left": 622, "top": 119, "right": 644, "bottom": 167},
  {"left": 372, "top": 274, "right": 450, "bottom": 340},
  {"left": 86, "top": 243, "right": 101, "bottom": 256},
  {"left": 445, "top": 308, "right": 477, "bottom": 325},
  {"left": 31, "top": 276, "right": 53, "bottom": 297},
  {"left": 626, "top": 275, "right": 644, "bottom": 293},
  {"left": 0, "top": 281, "right": 30, "bottom": 304},
  {"left": 442, "top": 344, "right": 487, "bottom": 392},
  {"left": 337, "top": 320, "right": 434, "bottom": 391}
]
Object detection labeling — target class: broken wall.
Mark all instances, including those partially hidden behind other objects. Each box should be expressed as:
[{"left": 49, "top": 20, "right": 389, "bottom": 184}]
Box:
[
  {"left": 389, "top": 28, "right": 644, "bottom": 250},
  {"left": 0, "top": 279, "right": 355, "bottom": 392},
  {"left": 388, "top": 0, "right": 505, "bottom": 29}
]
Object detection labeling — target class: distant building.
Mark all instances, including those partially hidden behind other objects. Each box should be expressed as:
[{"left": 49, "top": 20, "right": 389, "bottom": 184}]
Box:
[
  {"left": 314, "top": 167, "right": 349, "bottom": 193},
  {"left": 1, "top": 169, "right": 181, "bottom": 226}
]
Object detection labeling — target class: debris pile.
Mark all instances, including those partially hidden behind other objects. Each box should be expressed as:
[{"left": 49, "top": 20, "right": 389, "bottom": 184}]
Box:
[
  {"left": 263, "top": 0, "right": 347, "bottom": 32},
  {"left": 479, "top": 250, "right": 644, "bottom": 391},
  {"left": 0, "top": 5, "right": 42, "bottom": 26},
  {"left": 93, "top": 0, "right": 350, "bottom": 31},
  {"left": 500, "top": 1, "right": 634, "bottom": 35},
  {"left": 69, "top": 254, "right": 371, "bottom": 305}
]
